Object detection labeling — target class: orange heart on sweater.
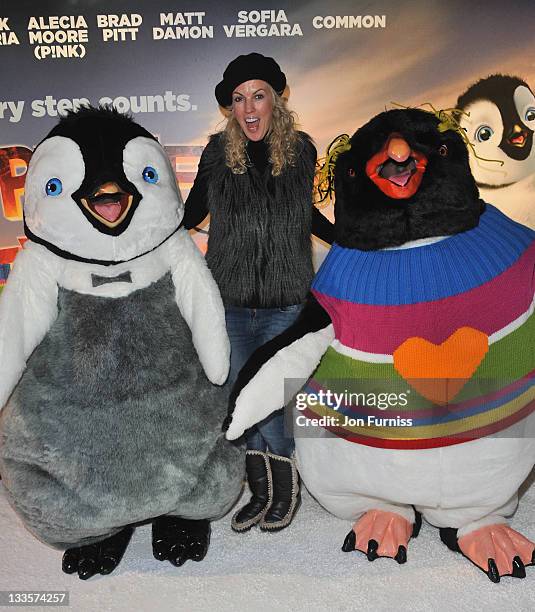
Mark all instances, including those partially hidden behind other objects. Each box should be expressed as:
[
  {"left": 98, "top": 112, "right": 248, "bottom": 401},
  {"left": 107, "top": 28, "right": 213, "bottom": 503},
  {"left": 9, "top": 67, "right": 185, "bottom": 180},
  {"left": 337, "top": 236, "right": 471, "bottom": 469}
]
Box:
[{"left": 393, "top": 327, "right": 489, "bottom": 405}]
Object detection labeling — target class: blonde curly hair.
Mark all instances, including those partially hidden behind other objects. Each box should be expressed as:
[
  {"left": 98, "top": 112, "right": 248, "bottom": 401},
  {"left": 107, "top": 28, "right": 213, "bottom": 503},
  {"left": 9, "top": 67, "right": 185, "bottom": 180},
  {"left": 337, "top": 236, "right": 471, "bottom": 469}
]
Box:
[{"left": 223, "top": 85, "right": 300, "bottom": 176}]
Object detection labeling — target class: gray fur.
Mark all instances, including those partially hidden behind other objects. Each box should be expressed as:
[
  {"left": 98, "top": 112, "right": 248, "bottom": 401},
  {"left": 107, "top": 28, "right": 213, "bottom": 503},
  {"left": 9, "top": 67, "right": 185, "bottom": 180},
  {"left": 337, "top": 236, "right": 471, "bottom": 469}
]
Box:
[
  {"left": 0, "top": 273, "right": 244, "bottom": 549},
  {"left": 205, "top": 132, "right": 315, "bottom": 308}
]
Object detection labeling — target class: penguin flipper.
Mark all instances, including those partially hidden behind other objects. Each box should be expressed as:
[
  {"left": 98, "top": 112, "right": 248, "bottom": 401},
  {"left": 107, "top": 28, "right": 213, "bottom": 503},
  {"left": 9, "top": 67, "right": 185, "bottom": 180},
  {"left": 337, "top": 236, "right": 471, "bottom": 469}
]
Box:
[
  {"left": 225, "top": 294, "right": 333, "bottom": 440},
  {"left": 0, "top": 242, "right": 59, "bottom": 410},
  {"left": 168, "top": 230, "right": 230, "bottom": 385}
]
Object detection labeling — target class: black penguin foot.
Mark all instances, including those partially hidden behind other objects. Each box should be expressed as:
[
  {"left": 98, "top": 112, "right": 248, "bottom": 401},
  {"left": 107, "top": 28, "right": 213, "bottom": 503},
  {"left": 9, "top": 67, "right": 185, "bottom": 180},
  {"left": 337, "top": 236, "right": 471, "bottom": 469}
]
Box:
[
  {"left": 152, "top": 516, "right": 211, "bottom": 567},
  {"left": 62, "top": 526, "right": 134, "bottom": 580}
]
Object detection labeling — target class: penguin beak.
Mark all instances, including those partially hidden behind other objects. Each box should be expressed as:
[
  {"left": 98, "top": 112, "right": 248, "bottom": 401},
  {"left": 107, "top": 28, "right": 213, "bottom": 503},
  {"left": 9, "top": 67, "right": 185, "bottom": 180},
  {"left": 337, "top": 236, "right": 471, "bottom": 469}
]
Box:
[
  {"left": 365, "top": 133, "right": 428, "bottom": 199},
  {"left": 507, "top": 124, "right": 528, "bottom": 148},
  {"left": 80, "top": 182, "right": 134, "bottom": 228}
]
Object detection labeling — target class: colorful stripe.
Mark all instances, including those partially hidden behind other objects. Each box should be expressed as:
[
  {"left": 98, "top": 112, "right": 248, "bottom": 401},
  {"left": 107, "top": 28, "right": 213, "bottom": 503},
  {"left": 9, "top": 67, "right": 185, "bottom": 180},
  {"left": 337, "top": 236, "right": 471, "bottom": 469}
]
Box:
[
  {"left": 312, "top": 205, "right": 534, "bottom": 305},
  {"left": 314, "top": 310, "right": 534, "bottom": 386},
  {"left": 305, "top": 370, "right": 535, "bottom": 422},
  {"left": 302, "top": 385, "right": 534, "bottom": 438},
  {"left": 301, "top": 306, "right": 534, "bottom": 448},
  {"left": 313, "top": 244, "right": 534, "bottom": 354},
  {"left": 299, "top": 383, "right": 534, "bottom": 448},
  {"left": 300, "top": 399, "right": 535, "bottom": 449}
]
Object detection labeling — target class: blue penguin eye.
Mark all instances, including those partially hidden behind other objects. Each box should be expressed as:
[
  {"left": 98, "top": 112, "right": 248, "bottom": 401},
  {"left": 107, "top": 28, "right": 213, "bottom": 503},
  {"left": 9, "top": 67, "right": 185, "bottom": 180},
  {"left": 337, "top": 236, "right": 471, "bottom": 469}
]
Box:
[
  {"left": 45, "top": 178, "right": 63, "bottom": 196},
  {"left": 142, "top": 166, "right": 159, "bottom": 184},
  {"left": 525, "top": 107, "right": 535, "bottom": 122},
  {"left": 475, "top": 125, "right": 493, "bottom": 142}
]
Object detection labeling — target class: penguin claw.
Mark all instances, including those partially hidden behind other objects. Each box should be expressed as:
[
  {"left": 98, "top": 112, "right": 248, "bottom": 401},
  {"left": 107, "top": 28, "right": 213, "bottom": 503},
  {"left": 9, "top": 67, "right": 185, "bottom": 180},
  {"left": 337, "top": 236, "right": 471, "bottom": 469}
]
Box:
[
  {"left": 61, "top": 548, "right": 80, "bottom": 574},
  {"left": 77, "top": 558, "right": 97, "bottom": 581},
  {"left": 487, "top": 558, "right": 500, "bottom": 583},
  {"left": 511, "top": 556, "right": 526, "bottom": 579},
  {"left": 342, "top": 530, "right": 356, "bottom": 552},
  {"left": 394, "top": 545, "right": 407, "bottom": 564},
  {"left": 169, "top": 551, "right": 188, "bottom": 567},
  {"left": 152, "top": 540, "right": 169, "bottom": 561},
  {"left": 366, "top": 539, "right": 379, "bottom": 561},
  {"left": 189, "top": 540, "right": 209, "bottom": 562},
  {"left": 99, "top": 556, "right": 118, "bottom": 575}
]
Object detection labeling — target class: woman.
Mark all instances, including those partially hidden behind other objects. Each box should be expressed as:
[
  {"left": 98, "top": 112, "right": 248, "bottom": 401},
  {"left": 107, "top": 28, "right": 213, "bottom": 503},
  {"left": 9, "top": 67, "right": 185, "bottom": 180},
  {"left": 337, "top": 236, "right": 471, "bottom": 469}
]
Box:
[{"left": 183, "top": 52, "right": 333, "bottom": 532}]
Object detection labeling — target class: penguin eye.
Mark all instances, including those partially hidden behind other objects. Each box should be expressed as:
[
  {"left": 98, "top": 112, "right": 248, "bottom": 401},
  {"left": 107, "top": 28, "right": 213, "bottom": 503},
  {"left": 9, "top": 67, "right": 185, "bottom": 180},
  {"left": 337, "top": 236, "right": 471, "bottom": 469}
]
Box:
[
  {"left": 45, "top": 178, "right": 63, "bottom": 196},
  {"left": 347, "top": 168, "right": 356, "bottom": 177},
  {"left": 525, "top": 107, "right": 535, "bottom": 123},
  {"left": 438, "top": 144, "right": 448, "bottom": 157},
  {"left": 142, "top": 166, "right": 159, "bottom": 184},
  {"left": 475, "top": 125, "right": 494, "bottom": 142}
]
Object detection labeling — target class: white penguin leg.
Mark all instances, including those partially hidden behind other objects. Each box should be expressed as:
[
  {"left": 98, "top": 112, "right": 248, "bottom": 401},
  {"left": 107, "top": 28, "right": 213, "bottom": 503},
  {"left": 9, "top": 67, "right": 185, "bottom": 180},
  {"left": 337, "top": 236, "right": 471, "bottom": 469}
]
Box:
[
  {"left": 416, "top": 492, "right": 518, "bottom": 535},
  {"left": 312, "top": 489, "right": 415, "bottom": 524},
  {"left": 421, "top": 431, "right": 535, "bottom": 580}
]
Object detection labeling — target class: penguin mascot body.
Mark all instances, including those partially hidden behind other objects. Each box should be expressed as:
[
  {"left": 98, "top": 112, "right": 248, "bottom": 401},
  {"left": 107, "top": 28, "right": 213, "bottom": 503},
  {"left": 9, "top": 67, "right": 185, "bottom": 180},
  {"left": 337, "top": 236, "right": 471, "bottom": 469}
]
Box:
[
  {"left": 457, "top": 74, "right": 535, "bottom": 229},
  {"left": 226, "top": 108, "right": 535, "bottom": 582},
  {"left": 0, "top": 107, "right": 244, "bottom": 579}
]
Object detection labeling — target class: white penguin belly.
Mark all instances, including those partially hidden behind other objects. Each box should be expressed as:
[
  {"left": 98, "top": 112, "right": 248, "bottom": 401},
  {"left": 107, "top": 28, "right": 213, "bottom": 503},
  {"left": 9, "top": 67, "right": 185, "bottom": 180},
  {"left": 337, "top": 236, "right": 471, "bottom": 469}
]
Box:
[{"left": 295, "top": 417, "right": 535, "bottom": 523}]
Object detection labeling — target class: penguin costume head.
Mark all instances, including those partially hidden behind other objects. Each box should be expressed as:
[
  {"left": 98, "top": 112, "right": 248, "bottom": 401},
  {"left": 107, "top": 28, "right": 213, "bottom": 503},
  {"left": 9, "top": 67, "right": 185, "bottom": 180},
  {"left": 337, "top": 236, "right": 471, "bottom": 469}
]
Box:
[
  {"left": 456, "top": 74, "right": 535, "bottom": 188},
  {"left": 333, "top": 108, "right": 481, "bottom": 250},
  {"left": 24, "top": 105, "right": 183, "bottom": 265}
]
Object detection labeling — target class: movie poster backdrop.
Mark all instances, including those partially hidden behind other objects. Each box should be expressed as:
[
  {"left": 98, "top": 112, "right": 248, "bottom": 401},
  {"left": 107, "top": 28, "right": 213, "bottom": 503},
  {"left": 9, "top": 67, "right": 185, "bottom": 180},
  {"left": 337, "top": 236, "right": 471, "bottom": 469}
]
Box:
[{"left": 1, "top": 0, "right": 534, "bottom": 286}]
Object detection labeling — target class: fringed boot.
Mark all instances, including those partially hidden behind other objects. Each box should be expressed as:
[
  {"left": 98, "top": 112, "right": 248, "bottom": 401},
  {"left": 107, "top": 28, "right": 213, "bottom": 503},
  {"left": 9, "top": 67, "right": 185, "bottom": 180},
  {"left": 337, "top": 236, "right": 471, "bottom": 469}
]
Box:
[
  {"left": 231, "top": 450, "right": 272, "bottom": 532},
  {"left": 260, "top": 453, "right": 300, "bottom": 531}
]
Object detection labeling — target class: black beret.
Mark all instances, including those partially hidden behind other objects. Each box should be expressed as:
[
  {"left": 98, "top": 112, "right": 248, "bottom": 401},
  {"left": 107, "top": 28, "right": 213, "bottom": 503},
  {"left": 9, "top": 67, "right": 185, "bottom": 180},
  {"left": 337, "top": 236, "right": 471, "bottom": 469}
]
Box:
[{"left": 215, "top": 52, "right": 286, "bottom": 107}]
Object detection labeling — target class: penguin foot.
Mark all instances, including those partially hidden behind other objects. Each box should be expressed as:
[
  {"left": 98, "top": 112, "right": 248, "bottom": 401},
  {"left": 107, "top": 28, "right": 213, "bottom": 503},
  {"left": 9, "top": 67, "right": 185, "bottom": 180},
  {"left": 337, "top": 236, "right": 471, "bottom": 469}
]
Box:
[
  {"left": 457, "top": 524, "right": 535, "bottom": 583},
  {"left": 62, "top": 526, "right": 134, "bottom": 580},
  {"left": 341, "top": 509, "right": 413, "bottom": 564},
  {"left": 152, "top": 516, "right": 211, "bottom": 567}
]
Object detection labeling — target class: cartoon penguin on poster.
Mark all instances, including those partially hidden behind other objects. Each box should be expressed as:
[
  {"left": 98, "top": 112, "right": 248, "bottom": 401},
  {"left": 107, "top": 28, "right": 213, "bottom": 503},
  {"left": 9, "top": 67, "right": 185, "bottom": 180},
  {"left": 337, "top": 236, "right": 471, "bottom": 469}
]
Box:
[
  {"left": 225, "top": 108, "right": 535, "bottom": 583},
  {"left": 0, "top": 106, "right": 244, "bottom": 579},
  {"left": 457, "top": 74, "right": 535, "bottom": 228}
]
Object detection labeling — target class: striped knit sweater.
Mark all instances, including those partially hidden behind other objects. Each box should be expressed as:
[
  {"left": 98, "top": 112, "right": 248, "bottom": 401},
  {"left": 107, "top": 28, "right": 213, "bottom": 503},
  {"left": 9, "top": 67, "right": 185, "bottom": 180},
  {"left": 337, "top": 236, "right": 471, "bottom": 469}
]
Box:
[{"left": 304, "top": 205, "right": 535, "bottom": 449}]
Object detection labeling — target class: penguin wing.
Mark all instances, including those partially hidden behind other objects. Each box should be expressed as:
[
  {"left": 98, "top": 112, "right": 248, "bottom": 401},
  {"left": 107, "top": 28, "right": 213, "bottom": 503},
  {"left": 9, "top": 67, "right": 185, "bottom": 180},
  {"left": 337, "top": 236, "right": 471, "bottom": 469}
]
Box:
[
  {"left": 0, "top": 242, "right": 60, "bottom": 409},
  {"left": 225, "top": 295, "right": 333, "bottom": 440},
  {"left": 167, "top": 229, "right": 230, "bottom": 385}
]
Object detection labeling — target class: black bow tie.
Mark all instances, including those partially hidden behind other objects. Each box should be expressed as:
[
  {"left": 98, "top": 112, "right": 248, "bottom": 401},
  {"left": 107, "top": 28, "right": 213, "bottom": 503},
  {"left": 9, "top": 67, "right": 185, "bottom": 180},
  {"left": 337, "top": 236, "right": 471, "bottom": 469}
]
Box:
[{"left": 91, "top": 271, "right": 132, "bottom": 287}]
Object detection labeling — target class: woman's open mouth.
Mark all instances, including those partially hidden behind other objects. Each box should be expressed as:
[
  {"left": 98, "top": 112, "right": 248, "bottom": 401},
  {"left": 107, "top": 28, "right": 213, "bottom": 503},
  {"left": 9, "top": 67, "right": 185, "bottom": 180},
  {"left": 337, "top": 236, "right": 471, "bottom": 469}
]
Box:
[{"left": 244, "top": 117, "right": 260, "bottom": 133}]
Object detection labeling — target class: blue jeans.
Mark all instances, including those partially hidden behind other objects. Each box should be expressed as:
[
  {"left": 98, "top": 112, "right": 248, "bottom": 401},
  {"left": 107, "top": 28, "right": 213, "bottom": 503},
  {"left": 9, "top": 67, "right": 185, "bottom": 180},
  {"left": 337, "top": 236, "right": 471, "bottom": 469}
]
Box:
[{"left": 225, "top": 304, "right": 303, "bottom": 457}]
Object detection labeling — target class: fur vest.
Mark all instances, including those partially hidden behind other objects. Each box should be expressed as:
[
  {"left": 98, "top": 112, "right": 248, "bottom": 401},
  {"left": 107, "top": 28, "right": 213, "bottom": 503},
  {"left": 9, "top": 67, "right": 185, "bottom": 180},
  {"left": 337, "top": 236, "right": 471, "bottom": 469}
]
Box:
[{"left": 204, "top": 132, "right": 316, "bottom": 308}]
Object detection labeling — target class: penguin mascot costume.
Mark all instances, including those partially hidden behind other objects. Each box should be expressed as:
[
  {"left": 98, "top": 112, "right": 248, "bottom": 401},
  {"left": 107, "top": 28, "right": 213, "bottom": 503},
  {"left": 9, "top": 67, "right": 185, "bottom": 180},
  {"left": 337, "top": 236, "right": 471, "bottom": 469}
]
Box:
[
  {"left": 0, "top": 106, "right": 244, "bottom": 579},
  {"left": 225, "top": 108, "right": 535, "bottom": 582},
  {"left": 456, "top": 74, "right": 535, "bottom": 229}
]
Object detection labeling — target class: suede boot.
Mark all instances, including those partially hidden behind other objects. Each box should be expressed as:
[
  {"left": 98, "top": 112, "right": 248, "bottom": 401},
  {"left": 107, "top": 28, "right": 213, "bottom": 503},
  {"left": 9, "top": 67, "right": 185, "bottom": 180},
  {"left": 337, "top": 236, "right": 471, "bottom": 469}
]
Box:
[
  {"left": 260, "top": 453, "right": 300, "bottom": 531},
  {"left": 231, "top": 450, "right": 271, "bottom": 532}
]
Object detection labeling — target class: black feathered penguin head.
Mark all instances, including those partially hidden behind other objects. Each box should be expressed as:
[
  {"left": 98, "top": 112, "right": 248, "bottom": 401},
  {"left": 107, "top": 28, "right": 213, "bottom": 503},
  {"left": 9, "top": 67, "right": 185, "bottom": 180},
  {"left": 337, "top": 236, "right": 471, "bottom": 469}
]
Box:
[
  {"left": 334, "top": 108, "right": 481, "bottom": 250},
  {"left": 456, "top": 74, "right": 535, "bottom": 187},
  {"left": 24, "top": 106, "right": 183, "bottom": 264}
]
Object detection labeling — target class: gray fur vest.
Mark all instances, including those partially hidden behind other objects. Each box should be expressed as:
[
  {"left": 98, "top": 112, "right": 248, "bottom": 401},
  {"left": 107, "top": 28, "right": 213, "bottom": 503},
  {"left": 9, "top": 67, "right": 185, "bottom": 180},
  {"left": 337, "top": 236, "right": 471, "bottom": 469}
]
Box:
[{"left": 205, "top": 132, "right": 315, "bottom": 308}]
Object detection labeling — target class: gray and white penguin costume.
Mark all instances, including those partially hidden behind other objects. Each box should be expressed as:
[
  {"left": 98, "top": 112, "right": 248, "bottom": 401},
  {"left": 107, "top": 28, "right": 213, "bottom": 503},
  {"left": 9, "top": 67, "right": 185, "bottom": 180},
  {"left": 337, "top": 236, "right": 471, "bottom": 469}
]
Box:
[{"left": 0, "top": 109, "right": 244, "bottom": 550}]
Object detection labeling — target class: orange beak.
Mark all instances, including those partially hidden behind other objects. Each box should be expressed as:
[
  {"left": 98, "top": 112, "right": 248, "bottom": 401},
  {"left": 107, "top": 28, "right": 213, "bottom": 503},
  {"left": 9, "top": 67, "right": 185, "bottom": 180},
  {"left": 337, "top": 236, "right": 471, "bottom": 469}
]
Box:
[{"left": 365, "top": 133, "right": 428, "bottom": 199}]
